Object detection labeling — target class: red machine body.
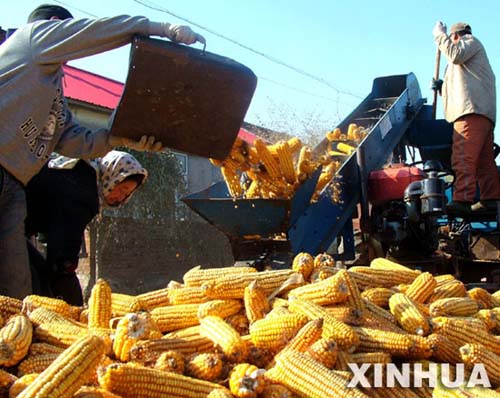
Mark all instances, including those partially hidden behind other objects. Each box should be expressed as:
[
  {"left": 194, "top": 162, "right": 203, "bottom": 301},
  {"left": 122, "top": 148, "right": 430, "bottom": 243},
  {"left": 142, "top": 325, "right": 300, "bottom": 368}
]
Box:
[{"left": 368, "top": 164, "right": 426, "bottom": 206}]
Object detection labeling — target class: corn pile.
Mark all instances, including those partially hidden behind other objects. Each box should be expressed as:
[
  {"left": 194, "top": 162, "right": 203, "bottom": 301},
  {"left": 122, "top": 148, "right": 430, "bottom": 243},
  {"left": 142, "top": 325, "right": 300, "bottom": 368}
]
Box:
[
  {"left": 1, "top": 256, "right": 500, "bottom": 397},
  {"left": 211, "top": 124, "right": 367, "bottom": 201}
]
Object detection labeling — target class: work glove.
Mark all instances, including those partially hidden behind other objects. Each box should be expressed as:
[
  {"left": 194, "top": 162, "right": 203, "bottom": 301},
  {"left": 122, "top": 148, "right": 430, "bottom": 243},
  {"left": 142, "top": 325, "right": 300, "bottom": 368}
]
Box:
[
  {"left": 164, "top": 23, "right": 206, "bottom": 45},
  {"left": 433, "top": 21, "right": 447, "bottom": 38},
  {"left": 109, "top": 135, "right": 164, "bottom": 152},
  {"left": 430, "top": 78, "right": 443, "bottom": 94}
]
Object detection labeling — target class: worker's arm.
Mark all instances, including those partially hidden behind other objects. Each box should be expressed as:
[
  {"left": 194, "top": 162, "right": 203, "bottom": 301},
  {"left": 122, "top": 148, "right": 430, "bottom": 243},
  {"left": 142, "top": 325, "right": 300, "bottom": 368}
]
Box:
[
  {"left": 432, "top": 22, "right": 480, "bottom": 65},
  {"left": 55, "top": 108, "right": 163, "bottom": 158},
  {"left": 26, "top": 15, "right": 204, "bottom": 67}
]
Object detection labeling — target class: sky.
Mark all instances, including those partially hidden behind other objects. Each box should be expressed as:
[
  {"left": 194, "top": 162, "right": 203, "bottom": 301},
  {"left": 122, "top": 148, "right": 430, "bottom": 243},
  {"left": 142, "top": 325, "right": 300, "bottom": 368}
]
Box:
[{"left": 3, "top": 0, "right": 500, "bottom": 140}]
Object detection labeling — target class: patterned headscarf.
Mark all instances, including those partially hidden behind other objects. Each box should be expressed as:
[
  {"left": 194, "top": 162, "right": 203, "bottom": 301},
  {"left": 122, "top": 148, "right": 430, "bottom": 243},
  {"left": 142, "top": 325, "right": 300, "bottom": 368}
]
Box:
[
  {"left": 96, "top": 151, "right": 148, "bottom": 206},
  {"left": 49, "top": 150, "right": 148, "bottom": 207}
]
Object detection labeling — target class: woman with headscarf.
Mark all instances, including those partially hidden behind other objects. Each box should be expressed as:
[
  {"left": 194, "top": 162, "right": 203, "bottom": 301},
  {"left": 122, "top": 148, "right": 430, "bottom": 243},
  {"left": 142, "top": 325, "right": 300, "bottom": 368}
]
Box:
[{"left": 25, "top": 151, "right": 148, "bottom": 305}]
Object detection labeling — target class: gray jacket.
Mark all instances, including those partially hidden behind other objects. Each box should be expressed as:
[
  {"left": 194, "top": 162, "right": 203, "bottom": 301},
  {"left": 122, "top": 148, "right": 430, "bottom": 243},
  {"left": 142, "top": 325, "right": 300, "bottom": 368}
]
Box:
[
  {"left": 435, "top": 32, "right": 496, "bottom": 125},
  {"left": 0, "top": 15, "right": 164, "bottom": 185}
]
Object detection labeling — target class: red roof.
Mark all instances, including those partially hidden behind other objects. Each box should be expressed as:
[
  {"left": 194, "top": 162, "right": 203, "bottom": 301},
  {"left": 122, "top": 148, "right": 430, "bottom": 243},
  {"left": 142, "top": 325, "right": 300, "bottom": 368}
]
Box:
[
  {"left": 63, "top": 64, "right": 257, "bottom": 143},
  {"left": 63, "top": 64, "right": 124, "bottom": 110}
]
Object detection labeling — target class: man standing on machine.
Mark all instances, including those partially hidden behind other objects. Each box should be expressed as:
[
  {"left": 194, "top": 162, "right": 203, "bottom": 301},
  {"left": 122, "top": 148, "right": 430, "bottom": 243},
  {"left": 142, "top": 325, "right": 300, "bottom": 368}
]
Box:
[{"left": 432, "top": 21, "right": 498, "bottom": 214}]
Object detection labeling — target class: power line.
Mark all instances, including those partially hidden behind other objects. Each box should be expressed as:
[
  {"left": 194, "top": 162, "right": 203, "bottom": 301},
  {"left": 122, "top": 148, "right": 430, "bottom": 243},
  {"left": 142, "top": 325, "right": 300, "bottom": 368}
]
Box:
[
  {"left": 259, "top": 76, "right": 359, "bottom": 107},
  {"left": 53, "top": 0, "right": 98, "bottom": 18},
  {"left": 51, "top": 0, "right": 364, "bottom": 106},
  {"left": 131, "top": 0, "right": 363, "bottom": 100}
]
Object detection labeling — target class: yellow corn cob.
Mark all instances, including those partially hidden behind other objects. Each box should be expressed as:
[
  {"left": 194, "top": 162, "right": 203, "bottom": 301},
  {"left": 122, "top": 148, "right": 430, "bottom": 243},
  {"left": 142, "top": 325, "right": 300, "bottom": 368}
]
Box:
[
  {"left": 150, "top": 303, "right": 201, "bottom": 333},
  {"left": 370, "top": 258, "right": 421, "bottom": 275},
  {"left": 28, "top": 342, "right": 65, "bottom": 356},
  {"left": 353, "top": 327, "right": 416, "bottom": 357},
  {"left": 337, "top": 269, "right": 365, "bottom": 317},
  {"left": 168, "top": 286, "right": 209, "bottom": 305},
  {"left": 265, "top": 350, "right": 369, "bottom": 398},
  {"left": 183, "top": 266, "right": 257, "bottom": 287},
  {"left": 350, "top": 351, "right": 392, "bottom": 366},
  {"left": 468, "top": 287, "right": 499, "bottom": 309},
  {"left": 406, "top": 334, "right": 433, "bottom": 359},
  {"left": 198, "top": 299, "right": 243, "bottom": 320},
  {"left": 314, "top": 163, "right": 336, "bottom": 194},
  {"left": 287, "top": 271, "right": 349, "bottom": 306},
  {"left": 200, "top": 316, "right": 248, "bottom": 363},
  {"left": 186, "top": 352, "right": 223, "bottom": 381},
  {"left": 22, "top": 295, "right": 75, "bottom": 320},
  {"left": 225, "top": 313, "right": 249, "bottom": 336},
  {"left": 291, "top": 252, "right": 314, "bottom": 281},
  {"left": 297, "top": 159, "right": 318, "bottom": 176},
  {"left": 336, "top": 142, "right": 356, "bottom": 155},
  {"left": 309, "top": 265, "right": 337, "bottom": 282},
  {"left": 207, "top": 388, "right": 235, "bottom": 398},
  {"left": 249, "top": 313, "right": 308, "bottom": 353},
  {"left": 326, "top": 128, "right": 342, "bottom": 141},
  {"left": 429, "top": 297, "right": 479, "bottom": 317},
  {"left": 460, "top": 343, "right": 500, "bottom": 386},
  {"left": 113, "top": 312, "right": 160, "bottom": 362},
  {"left": 286, "top": 137, "right": 302, "bottom": 153},
  {"left": 79, "top": 309, "right": 88, "bottom": 324},
  {"left": 87, "top": 327, "right": 112, "bottom": 357},
  {"left": 245, "top": 179, "right": 261, "bottom": 198},
  {"left": 279, "top": 318, "right": 323, "bottom": 355},
  {"left": 427, "top": 280, "right": 467, "bottom": 302},
  {"left": 9, "top": 373, "right": 38, "bottom": 398},
  {"left": 201, "top": 269, "right": 301, "bottom": 300},
  {"left": 435, "top": 274, "right": 456, "bottom": 285},
  {"left": 221, "top": 166, "right": 243, "bottom": 198},
  {"left": 427, "top": 333, "right": 463, "bottom": 364},
  {"left": 405, "top": 272, "right": 437, "bottom": 303},
  {"left": 88, "top": 279, "right": 112, "bottom": 330},
  {"left": 275, "top": 141, "right": 296, "bottom": 184},
  {"left": 363, "top": 299, "right": 399, "bottom": 325},
  {"left": 388, "top": 293, "right": 430, "bottom": 335},
  {"left": 393, "top": 283, "right": 411, "bottom": 293},
  {"left": 431, "top": 316, "right": 500, "bottom": 355},
  {"left": 246, "top": 147, "right": 260, "bottom": 165},
  {"left": 296, "top": 145, "right": 312, "bottom": 175},
  {"left": 0, "top": 368, "right": 17, "bottom": 397},
  {"left": 111, "top": 293, "right": 146, "bottom": 316},
  {"left": 361, "top": 287, "right": 394, "bottom": 308},
  {"left": 17, "top": 334, "right": 105, "bottom": 398},
  {"left": 34, "top": 321, "right": 87, "bottom": 347},
  {"left": 27, "top": 306, "right": 84, "bottom": 327},
  {"left": 313, "top": 252, "right": 335, "bottom": 268},
  {"left": 135, "top": 287, "right": 170, "bottom": 310},
  {"left": 254, "top": 138, "right": 281, "bottom": 179},
  {"left": 487, "top": 307, "right": 500, "bottom": 332},
  {"left": 243, "top": 281, "right": 270, "bottom": 324},
  {"left": 306, "top": 337, "right": 338, "bottom": 369},
  {"left": 324, "top": 305, "right": 362, "bottom": 326},
  {"left": 349, "top": 266, "right": 418, "bottom": 288},
  {"left": 474, "top": 309, "right": 497, "bottom": 331},
  {"left": 130, "top": 334, "right": 214, "bottom": 363},
  {"left": 413, "top": 300, "right": 430, "bottom": 317},
  {"left": 332, "top": 349, "right": 349, "bottom": 371},
  {"left": 259, "top": 384, "right": 295, "bottom": 398},
  {"left": 228, "top": 363, "right": 265, "bottom": 398},
  {"left": 98, "top": 363, "right": 228, "bottom": 398},
  {"left": 361, "top": 310, "right": 406, "bottom": 334},
  {"left": 0, "top": 296, "right": 23, "bottom": 320},
  {"left": 287, "top": 297, "right": 359, "bottom": 351},
  {"left": 0, "top": 314, "right": 32, "bottom": 367},
  {"left": 154, "top": 350, "right": 185, "bottom": 374},
  {"left": 73, "top": 386, "right": 123, "bottom": 398},
  {"left": 17, "top": 353, "right": 59, "bottom": 376}
]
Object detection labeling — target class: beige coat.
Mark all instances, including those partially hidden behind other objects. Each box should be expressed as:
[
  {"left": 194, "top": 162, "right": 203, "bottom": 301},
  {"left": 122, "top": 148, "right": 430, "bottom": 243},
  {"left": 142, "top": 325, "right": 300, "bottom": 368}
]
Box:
[{"left": 435, "top": 32, "right": 496, "bottom": 124}]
